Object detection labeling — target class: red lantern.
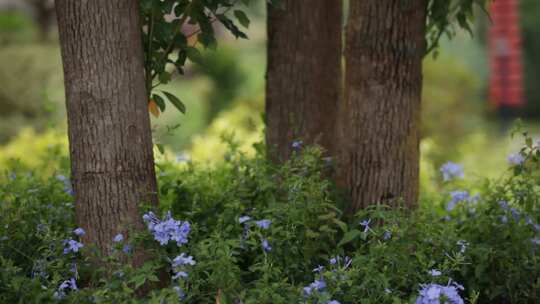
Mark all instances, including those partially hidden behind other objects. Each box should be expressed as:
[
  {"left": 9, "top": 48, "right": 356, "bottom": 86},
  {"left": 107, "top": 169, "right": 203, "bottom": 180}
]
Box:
[{"left": 488, "top": 0, "right": 524, "bottom": 109}]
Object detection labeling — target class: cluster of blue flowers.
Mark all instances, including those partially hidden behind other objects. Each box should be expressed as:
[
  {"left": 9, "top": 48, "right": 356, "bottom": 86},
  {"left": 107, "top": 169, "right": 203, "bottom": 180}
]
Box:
[
  {"left": 439, "top": 162, "right": 482, "bottom": 213},
  {"left": 329, "top": 255, "right": 352, "bottom": 269},
  {"left": 303, "top": 279, "right": 326, "bottom": 296},
  {"left": 238, "top": 215, "right": 272, "bottom": 253},
  {"left": 456, "top": 240, "right": 469, "bottom": 254},
  {"left": 302, "top": 278, "right": 341, "bottom": 304},
  {"left": 53, "top": 278, "right": 78, "bottom": 300},
  {"left": 440, "top": 162, "right": 481, "bottom": 213},
  {"left": 498, "top": 201, "right": 540, "bottom": 250},
  {"left": 56, "top": 174, "right": 74, "bottom": 196},
  {"left": 507, "top": 152, "right": 525, "bottom": 166},
  {"left": 171, "top": 253, "right": 196, "bottom": 281},
  {"left": 415, "top": 281, "right": 464, "bottom": 304},
  {"left": 440, "top": 162, "right": 464, "bottom": 182},
  {"left": 446, "top": 190, "right": 479, "bottom": 212},
  {"left": 55, "top": 228, "right": 85, "bottom": 298},
  {"left": 143, "top": 211, "right": 190, "bottom": 247},
  {"left": 143, "top": 211, "right": 195, "bottom": 300},
  {"left": 111, "top": 233, "right": 132, "bottom": 254},
  {"left": 63, "top": 228, "right": 84, "bottom": 254},
  {"left": 292, "top": 140, "right": 303, "bottom": 150},
  {"left": 302, "top": 256, "right": 351, "bottom": 303},
  {"left": 359, "top": 218, "right": 371, "bottom": 233}
]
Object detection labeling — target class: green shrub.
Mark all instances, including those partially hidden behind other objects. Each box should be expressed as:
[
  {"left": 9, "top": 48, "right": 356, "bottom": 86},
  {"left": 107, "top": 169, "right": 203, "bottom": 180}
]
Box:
[{"left": 0, "top": 133, "right": 539, "bottom": 303}]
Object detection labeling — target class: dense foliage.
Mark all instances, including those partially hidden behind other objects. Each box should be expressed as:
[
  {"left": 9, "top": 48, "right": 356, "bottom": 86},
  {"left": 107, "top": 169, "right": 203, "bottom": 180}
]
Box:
[
  {"left": 140, "top": 0, "right": 258, "bottom": 117},
  {"left": 1, "top": 132, "right": 539, "bottom": 303}
]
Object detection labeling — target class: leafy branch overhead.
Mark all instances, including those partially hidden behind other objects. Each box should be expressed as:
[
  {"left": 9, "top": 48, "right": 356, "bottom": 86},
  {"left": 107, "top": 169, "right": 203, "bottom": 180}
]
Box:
[
  {"left": 426, "top": 0, "right": 490, "bottom": 56},
  {"left": 141, "top": 0, "right": 490, "bottom": 117},
  {"left": 140, "top": 0, "right": 258, "bottom": 117}
]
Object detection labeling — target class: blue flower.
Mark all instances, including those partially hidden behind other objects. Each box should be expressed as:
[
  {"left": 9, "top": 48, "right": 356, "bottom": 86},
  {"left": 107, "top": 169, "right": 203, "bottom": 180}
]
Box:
[
  {"left": 446, "top": 191, "right": 470, "bottom": 211},
  {"left": 122, "top": 244, "right": 132, "bottom": 254},
  {"left": 73, "top": 228, "right": 85, "bottom": 237},
  {"left": 36, "top": 223, "right": 47, "bottom": 233},
  {"left": 172, "top": 271, "right": 189, "bottom": 280},
  {"left": 507, "top": 153, "right": 525, "bottom": 166},
  {"left": 359, "top": 218, "right": 371, "bottom": 233},
  {"left": 383, "top": 230, "right": 392, "bottom": 240},
  {"left": 343, "top": 256, "right": 353, "bottom": 269},
  {"left": 457, "top": 240, "right": 469, "bottom": 254},
  {"left": 510, "top": 208, "right": 521, "bottom": 221},
  {"left": 54, "top": 278, "right": 78, "bottom": 299},
  {"left": 303, "top": 279, "right": 326, "bottom": 297},
  {"left": 261, "top": 239, "right": 272, "bottom": 252},
  {"left": 238, "top": 216, "right": 251, "bottom": 224},
  {"left": 143, "top": 211, "right": 190, "bottom": 247},
  {"left": 31, "top": 259, "right": 48, "bottom": 279},
  {"left": 428, "top": 269, "right": 442, "bottom": 277},
  {"left": 312, "top": 280, "right": 326, "bottom": 290},
  {"left": 329, "top": 257, "right": 338, "bottom": 265},
  {"left": 327, "top": 301, "right": 340, "bottom": 304},
  {"left": 172, "top": 253, "right": 196, "bottom": 267},
  {"left": 416, "top": 282, "right": 464, "bottom": 304},
  {"left": 57, "top": 175, "right": 74, "bottom": 195},
  {"left": 142, "top": 211, "right": 159, "bottom": 229},
  {"left": 255, "top": 219, "right": 272, "bottom": 230},
  {"left": 113, "top": 234, "right": 124, "bottom": 243},
  {"left": 440, "top": 162, "right": 464, "bottom": 182},
  {"left": 172, "top": 253, "right": 196, "bottom": 281},
  {"left": 70, "top": 263, "right": 78, "bottom": 276},
  {"left": 531, "top": 237, "right": 540, "bottom": 245},
  {"left": 173, "top": 286, "right": 185, "bottom": 300},
  {"left": 63, "top": 239, "right": 83, "bottom": 254},
  {"left": 313, "top": 265, "right": 324, "bottom": 273},
  {"left": 292, "top": 140, "right": 303, "bottom": 150}
]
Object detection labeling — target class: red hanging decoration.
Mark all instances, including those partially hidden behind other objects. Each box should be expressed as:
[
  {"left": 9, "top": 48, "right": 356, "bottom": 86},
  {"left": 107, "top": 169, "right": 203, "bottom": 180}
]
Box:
[{"left": 488, "top": 0, "right": 524, "bottom": 109}]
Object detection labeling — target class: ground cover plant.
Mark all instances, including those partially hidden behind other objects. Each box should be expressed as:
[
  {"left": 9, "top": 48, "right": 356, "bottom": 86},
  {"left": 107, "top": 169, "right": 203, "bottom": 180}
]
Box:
[{"left": 0, "top": 131, "right": 539, "bottom": 304}]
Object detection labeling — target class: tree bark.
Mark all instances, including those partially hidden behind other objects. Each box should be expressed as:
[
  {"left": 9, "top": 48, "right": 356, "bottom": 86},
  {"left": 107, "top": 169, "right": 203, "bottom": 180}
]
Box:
[
  {"left": 339, "top": 0, "right": 426, "bottom": 212},
  {"left": 265, "top": 0, "right": 342, "bottom": 162},
  {"left": 56, "top": 0, "right": 158, "bottom": 256}
]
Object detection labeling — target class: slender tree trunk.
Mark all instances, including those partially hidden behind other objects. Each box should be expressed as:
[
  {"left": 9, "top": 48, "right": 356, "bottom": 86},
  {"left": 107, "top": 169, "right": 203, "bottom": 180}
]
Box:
[
  {"left": 339, "top": 0, "right": 426, "bottom": 212},
  {"left": 29, "top": 0, "right": 55, "bottom": 41},
  {"left": 56, "top": 0, "right": 158, "bottom": 256},
  {"left": 265, "top": 0, "right": 342, "bottom": 162}
]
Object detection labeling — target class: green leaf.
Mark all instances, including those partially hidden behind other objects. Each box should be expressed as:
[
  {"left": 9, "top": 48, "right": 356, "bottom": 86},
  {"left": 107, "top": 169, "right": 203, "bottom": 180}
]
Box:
[
  {"left": 152, "top": 94, "right": 166, "bottom": 111},
  {"left": 185, "top": 46, "right": 203, "bottom": 64},
  {"left": 162, "top": 91, "right": 186, "bottom": 114},
  {"left": 337, "top": 229, "right": 362, "bottom": 247},
  {"left": 234, "top": 10, "right": 250, "bottom": 28},
  {"left": 158, "top": 71, "right": 172, "bottom": 84},
  {"left": 198, "top": 32, "right": 217, "bottom": 49},
  {"left": 332, "top": 218, "right": 348, "bottom": 233}
]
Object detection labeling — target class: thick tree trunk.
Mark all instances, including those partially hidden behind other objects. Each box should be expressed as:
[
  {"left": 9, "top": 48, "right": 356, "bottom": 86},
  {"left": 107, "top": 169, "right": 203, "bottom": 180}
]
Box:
[
  {"left": 56, "top": 0, "right": 158, "bottom": 256},
  {"left": 265, "top": 0, "right": 342, "bottom": 162},
  {"left": 339, "top": 0, "right": 426, "bottom": 212}
]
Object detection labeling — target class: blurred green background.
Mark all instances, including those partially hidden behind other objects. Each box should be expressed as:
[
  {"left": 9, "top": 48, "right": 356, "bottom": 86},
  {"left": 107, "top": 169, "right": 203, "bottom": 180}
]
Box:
[{"left": 1, "top": 0, "right": 540, "bottom": 195}]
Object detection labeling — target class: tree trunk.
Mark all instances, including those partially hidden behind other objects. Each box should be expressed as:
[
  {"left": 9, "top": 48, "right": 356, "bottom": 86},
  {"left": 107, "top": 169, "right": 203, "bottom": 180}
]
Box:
[
  {"left": 28, "top": 0, "right": 55, "bottom": 41},
  {"left": 339, "top": 0, "right": 426, "bottom": 212},
  {"left": 265, "top": 0, "right": 342, "bottom": 162},
  {"left": 56, "top": 0, "right": 158, "bottom": 256}
]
